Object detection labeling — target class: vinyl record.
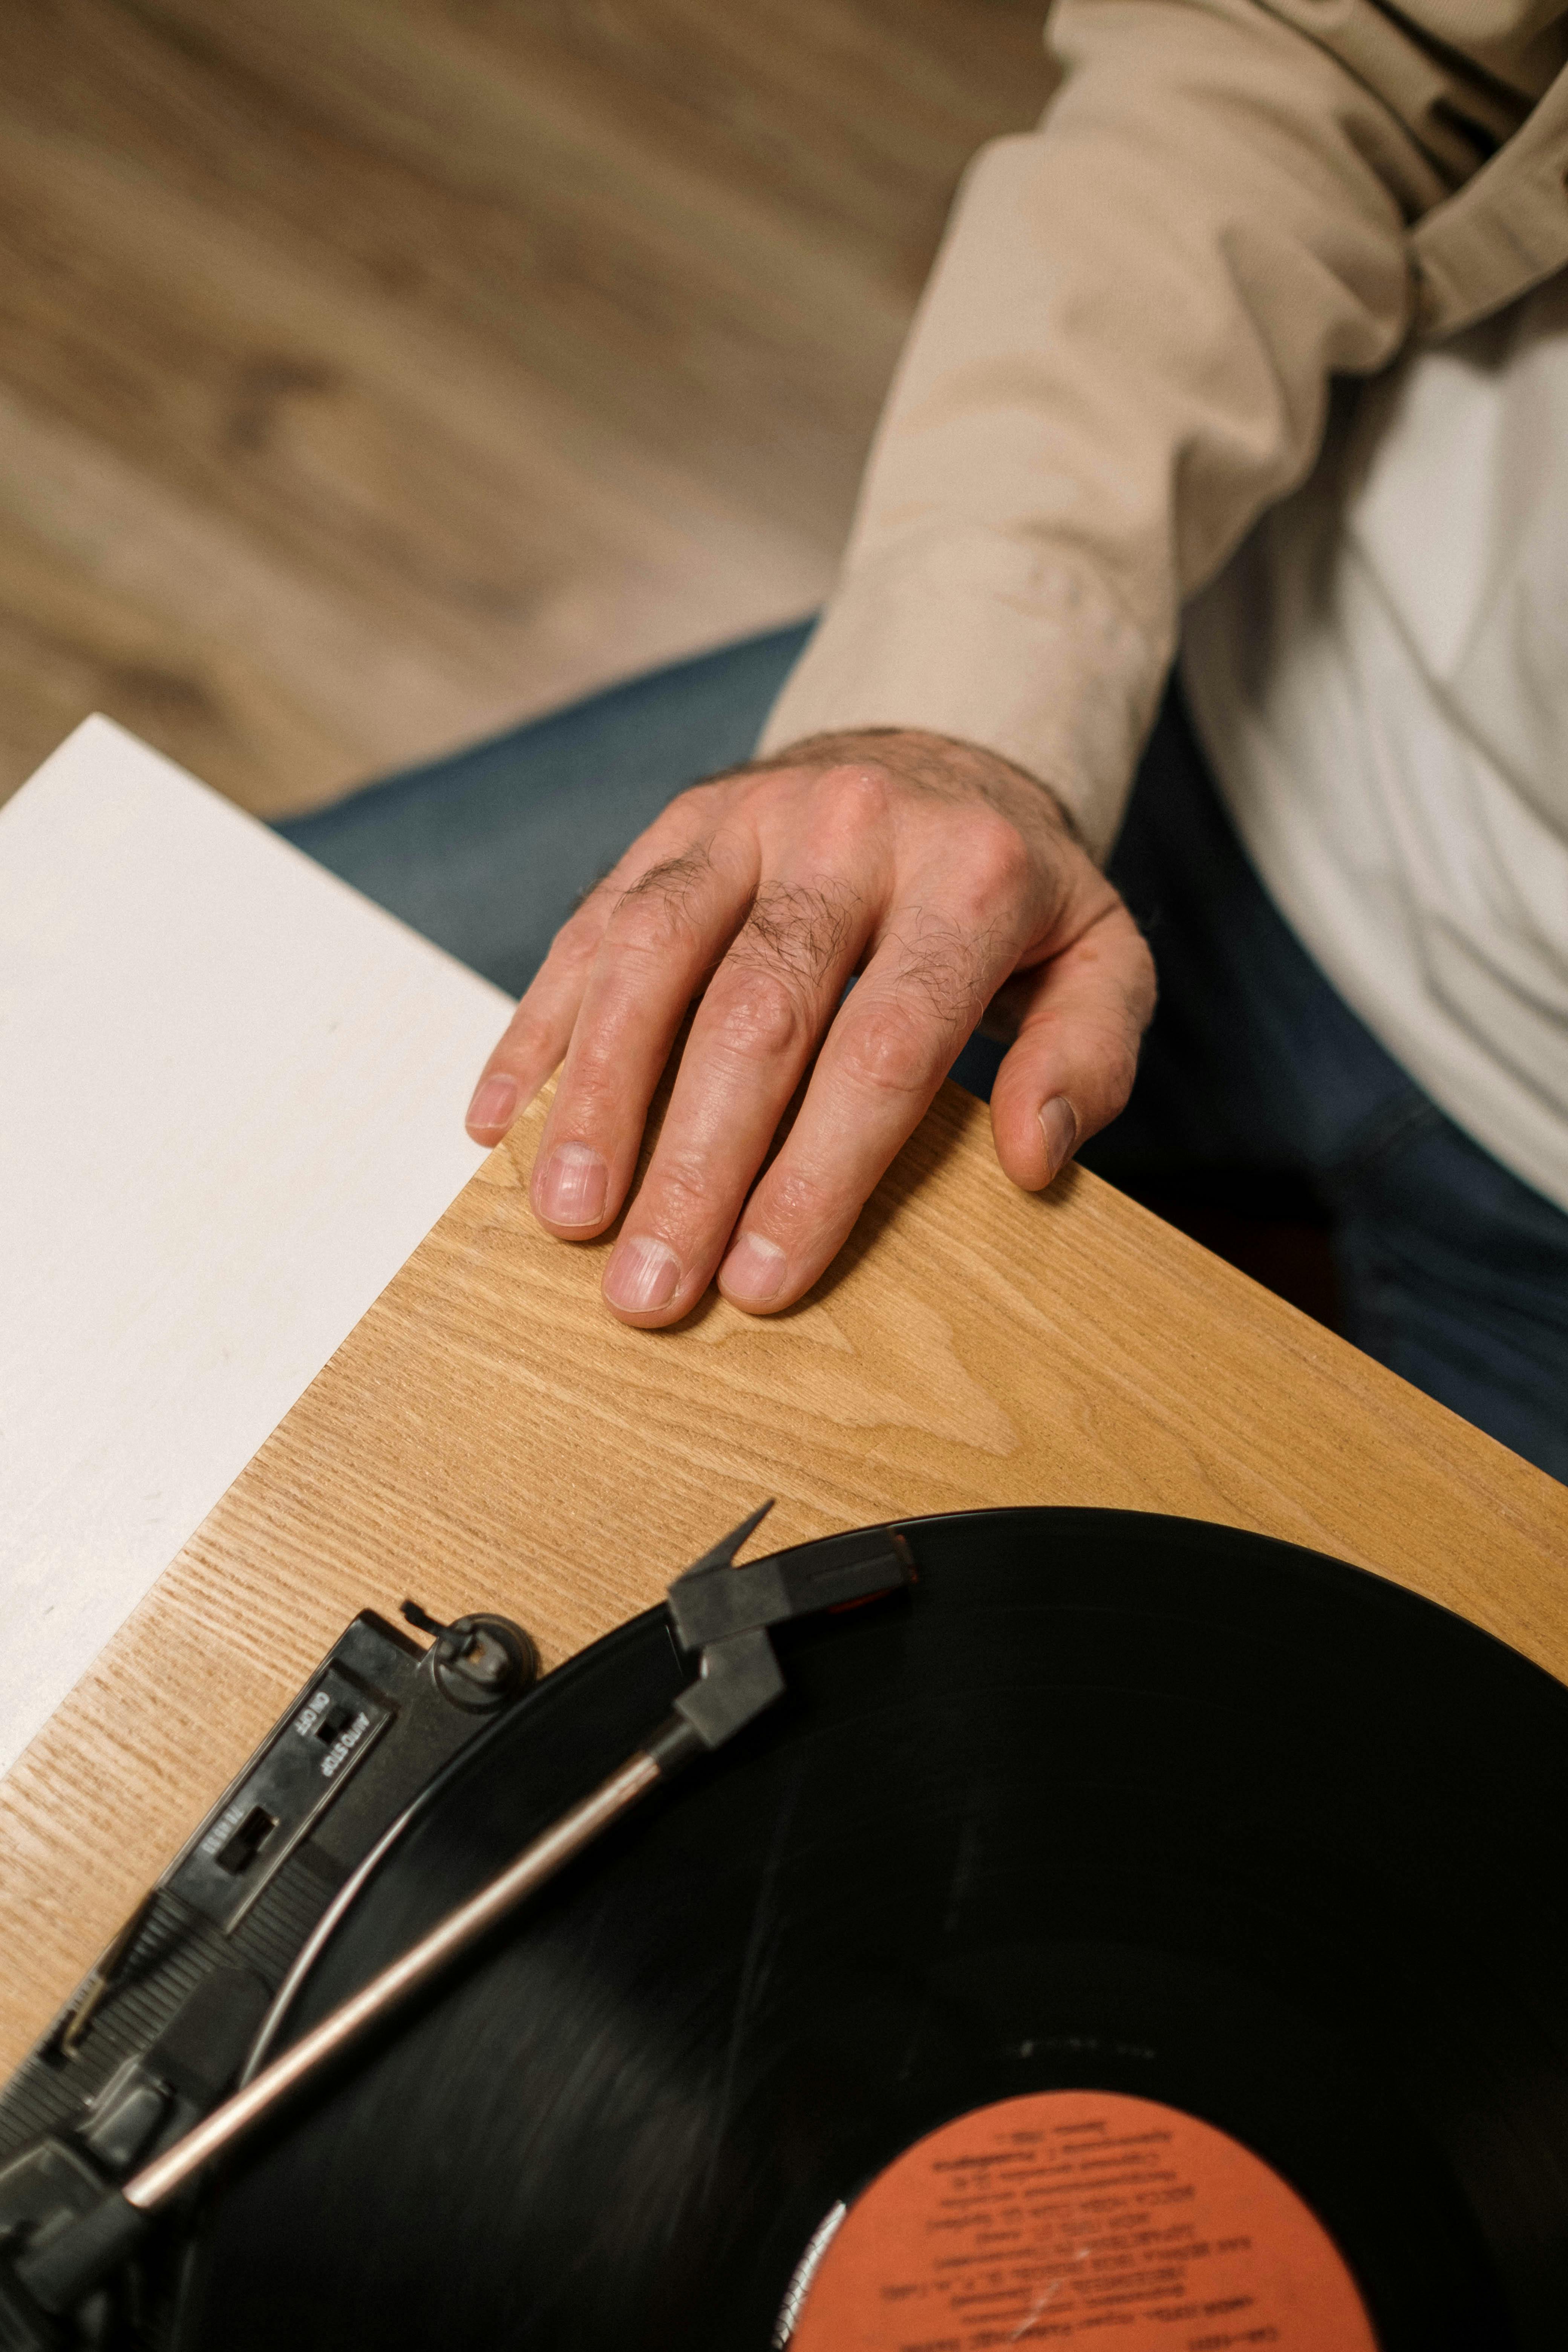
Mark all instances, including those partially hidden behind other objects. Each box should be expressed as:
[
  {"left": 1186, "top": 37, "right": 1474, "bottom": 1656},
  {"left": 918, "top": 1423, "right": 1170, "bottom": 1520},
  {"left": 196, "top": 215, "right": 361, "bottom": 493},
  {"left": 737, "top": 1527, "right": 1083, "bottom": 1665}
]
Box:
[{"left": 170, "top": 1509, "right": 1568, "bottom": 2350}]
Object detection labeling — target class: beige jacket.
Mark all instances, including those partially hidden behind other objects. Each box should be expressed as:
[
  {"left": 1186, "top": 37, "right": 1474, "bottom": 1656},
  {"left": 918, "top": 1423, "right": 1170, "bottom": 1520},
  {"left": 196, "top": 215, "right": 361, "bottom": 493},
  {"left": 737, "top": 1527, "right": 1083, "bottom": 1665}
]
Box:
[{"left": 759, "top": 0, "right": 1568, "bottom": 858}]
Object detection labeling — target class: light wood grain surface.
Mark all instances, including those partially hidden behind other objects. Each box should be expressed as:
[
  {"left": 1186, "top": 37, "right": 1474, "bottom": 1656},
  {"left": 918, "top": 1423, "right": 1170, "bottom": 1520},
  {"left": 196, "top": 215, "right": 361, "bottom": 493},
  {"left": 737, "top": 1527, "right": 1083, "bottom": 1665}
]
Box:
[
  {"left": 3, "top": 1081, "right": 1565, "bottom": 2070},
  {"left": 0, "top": 0, "right": 1053, "bottom": 817}
]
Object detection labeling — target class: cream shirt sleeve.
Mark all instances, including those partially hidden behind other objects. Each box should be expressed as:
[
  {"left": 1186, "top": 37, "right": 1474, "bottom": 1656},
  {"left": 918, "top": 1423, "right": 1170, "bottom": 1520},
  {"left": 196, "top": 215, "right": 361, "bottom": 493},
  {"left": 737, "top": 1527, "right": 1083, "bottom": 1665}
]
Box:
[{"left": 757, "top": 0, "right": 1448, "bottom": 858}]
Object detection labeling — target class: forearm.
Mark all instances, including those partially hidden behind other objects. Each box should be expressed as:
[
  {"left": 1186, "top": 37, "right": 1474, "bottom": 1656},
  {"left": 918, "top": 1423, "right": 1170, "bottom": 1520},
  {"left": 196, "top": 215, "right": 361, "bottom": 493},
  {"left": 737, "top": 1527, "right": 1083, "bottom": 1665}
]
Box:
[{"left": 761, "top": 0, "right": 1446, "bottom": 856}]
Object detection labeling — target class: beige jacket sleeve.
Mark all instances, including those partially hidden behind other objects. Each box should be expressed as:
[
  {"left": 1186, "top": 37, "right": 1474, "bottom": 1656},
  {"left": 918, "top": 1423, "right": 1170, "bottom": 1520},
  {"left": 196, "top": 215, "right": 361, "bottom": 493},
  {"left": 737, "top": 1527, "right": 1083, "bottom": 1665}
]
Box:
[{"left": 758, "top": 0, "right": 1568, "bottom": 858}]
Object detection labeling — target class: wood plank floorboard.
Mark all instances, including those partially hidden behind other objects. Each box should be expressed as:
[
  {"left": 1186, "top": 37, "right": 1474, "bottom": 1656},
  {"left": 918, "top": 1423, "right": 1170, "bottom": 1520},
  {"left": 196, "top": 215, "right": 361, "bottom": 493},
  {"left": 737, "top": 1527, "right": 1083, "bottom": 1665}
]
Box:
[{"left": 0, "top": 0, "right": 1054, "bottom": 814}]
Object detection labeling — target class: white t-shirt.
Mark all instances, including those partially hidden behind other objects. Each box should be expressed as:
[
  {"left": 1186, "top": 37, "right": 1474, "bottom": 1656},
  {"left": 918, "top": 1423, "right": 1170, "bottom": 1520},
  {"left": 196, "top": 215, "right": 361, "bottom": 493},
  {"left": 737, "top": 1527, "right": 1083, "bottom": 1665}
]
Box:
[{"left": 1181, "top": 273, "right": 1568, "bottom": 1216}]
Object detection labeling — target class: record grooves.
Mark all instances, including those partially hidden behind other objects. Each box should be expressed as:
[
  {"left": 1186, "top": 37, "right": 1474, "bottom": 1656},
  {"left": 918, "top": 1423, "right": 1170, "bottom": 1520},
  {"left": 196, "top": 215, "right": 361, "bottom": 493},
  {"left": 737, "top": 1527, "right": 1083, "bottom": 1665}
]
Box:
[{"left": 168, "top": 1509, "right": 1568, "bottom": 2350}]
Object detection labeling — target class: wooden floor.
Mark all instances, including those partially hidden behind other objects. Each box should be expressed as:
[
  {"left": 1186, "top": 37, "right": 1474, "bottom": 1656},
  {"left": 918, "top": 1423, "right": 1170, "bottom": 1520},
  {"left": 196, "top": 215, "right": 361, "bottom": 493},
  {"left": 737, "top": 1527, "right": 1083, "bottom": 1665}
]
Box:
[{"left": 0, "top": 0, "right": 1054, "bottom": 818}]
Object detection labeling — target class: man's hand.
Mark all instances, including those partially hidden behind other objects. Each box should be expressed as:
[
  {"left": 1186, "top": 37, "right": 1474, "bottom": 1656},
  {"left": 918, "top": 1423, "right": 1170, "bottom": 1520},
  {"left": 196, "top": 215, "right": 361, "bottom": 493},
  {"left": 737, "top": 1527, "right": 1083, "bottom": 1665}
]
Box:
[{"left": 464, "top": 728, "right": 1155, "bottom": 1327}]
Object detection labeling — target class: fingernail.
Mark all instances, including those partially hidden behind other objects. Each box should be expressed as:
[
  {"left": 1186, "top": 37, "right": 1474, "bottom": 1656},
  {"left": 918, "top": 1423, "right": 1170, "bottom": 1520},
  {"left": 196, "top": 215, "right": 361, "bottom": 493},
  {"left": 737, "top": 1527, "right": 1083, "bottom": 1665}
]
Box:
[
  {"left": 534, "top": 1142, "right": 608, "bottom": 1226},
  {"left": 466, "top": 1073, "right": 518, "bottom": 1135},
  {"left": 603, "top": 1234, "right": 681, "bottom": 1312},
  {"left": 718, "top": 1231, "right": 787, "bottom": 1304},
  {"left": 1039, "top": 1095, "right": 1079, "bottom": 1179}
]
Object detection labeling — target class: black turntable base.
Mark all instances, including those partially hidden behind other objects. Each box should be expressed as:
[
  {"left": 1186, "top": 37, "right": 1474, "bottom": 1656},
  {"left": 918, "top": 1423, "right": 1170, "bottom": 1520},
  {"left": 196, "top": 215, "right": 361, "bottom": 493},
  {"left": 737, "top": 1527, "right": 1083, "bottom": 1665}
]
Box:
[{"left": 167, "top": 1508, "right": 1568, "bottom": 2350}]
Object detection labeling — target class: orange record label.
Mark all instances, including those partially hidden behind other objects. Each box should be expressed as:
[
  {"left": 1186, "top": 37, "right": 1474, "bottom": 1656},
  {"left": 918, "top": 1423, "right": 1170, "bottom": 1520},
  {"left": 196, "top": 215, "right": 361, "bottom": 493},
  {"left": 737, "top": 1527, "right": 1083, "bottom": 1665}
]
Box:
[{"left": 786, "top": 2088, "right": 1379, "bottom": 2350}]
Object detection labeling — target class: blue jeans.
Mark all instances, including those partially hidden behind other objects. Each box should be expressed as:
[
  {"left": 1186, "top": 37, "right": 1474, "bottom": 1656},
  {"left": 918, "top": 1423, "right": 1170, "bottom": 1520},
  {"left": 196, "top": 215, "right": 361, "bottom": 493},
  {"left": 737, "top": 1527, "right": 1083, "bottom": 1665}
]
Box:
[{"left": 279, "top": 628, "right": 1568, "bottom": 1481}]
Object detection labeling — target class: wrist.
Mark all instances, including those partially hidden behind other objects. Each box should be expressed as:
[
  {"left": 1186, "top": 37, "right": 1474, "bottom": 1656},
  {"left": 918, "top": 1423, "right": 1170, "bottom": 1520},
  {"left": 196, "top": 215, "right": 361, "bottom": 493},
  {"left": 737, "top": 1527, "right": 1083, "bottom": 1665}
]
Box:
[{"left": 738, "top": 726, "right": 1084, "bottom": 845}]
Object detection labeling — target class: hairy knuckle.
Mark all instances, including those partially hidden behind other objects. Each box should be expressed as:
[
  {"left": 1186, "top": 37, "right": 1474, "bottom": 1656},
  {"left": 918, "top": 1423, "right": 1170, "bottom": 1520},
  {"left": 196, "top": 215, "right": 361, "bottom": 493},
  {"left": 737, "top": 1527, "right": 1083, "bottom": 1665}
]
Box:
[
  {"left": 710, "top": 964, "right": 809, "bottom": 1061},
  {"left": 889, "top": 910, "right": 997, "bottom": 1031},
  {"left": 611, "top": 894, "right": 697, "bottom": 961},
  {"left": 737, "top": 879, "right": 859, "bottom": 984},
  {"left": 838, "top": 1001, "right": 934, "bottom": 1098},
  {"left": 611, "top": 843, "right": 716, "bottom": 949}
]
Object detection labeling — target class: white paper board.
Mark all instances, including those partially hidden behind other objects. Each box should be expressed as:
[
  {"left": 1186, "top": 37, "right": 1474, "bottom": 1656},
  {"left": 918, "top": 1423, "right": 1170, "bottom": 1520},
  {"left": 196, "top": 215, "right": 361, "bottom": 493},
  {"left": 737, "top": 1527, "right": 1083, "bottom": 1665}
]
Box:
[{"left": 0, "top": 717, "right": 513, "bottom": 1772}]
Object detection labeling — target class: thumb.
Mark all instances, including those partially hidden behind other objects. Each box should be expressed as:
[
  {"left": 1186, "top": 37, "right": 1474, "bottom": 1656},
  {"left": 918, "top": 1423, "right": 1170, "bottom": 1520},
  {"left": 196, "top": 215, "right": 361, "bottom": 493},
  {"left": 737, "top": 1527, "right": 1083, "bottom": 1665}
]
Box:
[{"left": 987, "top": 898, "right": 1156, "bottom": 1190}]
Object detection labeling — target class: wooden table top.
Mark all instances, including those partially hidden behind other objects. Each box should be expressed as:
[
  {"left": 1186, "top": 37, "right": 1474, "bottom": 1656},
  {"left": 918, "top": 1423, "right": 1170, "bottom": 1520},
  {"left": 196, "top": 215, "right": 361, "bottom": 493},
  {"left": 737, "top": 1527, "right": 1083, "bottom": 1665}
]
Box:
[{"left": 3, "top": 1078, "right": 1566, "bottom": 2070}]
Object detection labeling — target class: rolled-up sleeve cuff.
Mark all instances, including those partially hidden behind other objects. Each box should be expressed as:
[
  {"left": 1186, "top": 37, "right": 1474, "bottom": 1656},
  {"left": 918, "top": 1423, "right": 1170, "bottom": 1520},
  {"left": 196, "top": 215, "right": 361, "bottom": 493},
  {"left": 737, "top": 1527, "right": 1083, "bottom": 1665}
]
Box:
[{"left": 755, "top": 525, "right": 1165, "bottom": 863}]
